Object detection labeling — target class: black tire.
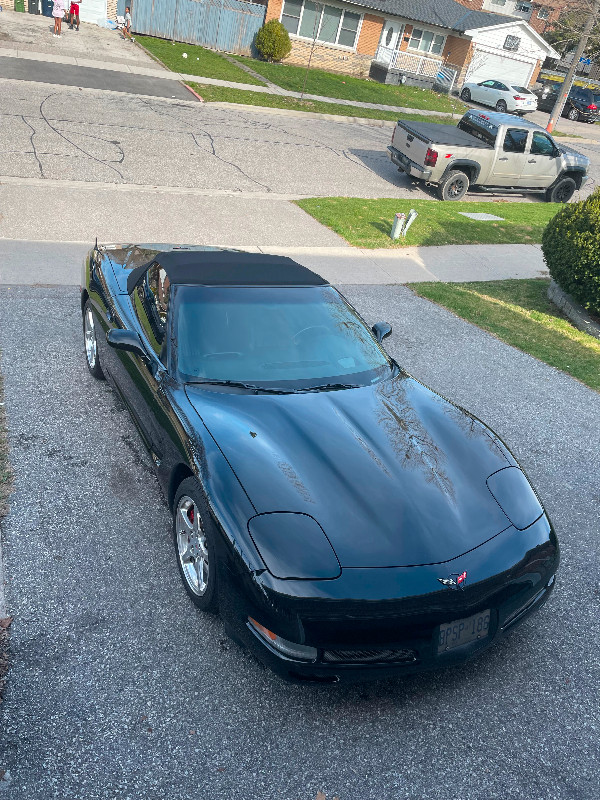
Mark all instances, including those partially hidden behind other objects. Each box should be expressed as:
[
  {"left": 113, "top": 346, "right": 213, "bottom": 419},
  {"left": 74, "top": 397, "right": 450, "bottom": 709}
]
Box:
[
  {"left": 546, "top": 176, "right": 577, "bottom": 203},
  {"left": 82, "top": 299, "right": 105, "bottom": 380},
  {"left": 173, "top": 477, "right": 219, "bottom": 612},
  {"left": 567, "top": 107, "right": 579, "bottom": 121},
  {"left": 461, "top": 88, "right": 471, "bottom": 102},
  {"left": 495, "top": 100, "right": 507, "bottom": 113},
  {"left": 437, "top": 170, "right": 470, "bottom": 201}
]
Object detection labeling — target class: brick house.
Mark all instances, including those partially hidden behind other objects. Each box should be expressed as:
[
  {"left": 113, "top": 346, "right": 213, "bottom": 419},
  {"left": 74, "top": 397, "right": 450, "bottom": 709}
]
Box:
[{"left": 265, "top": 0, "right": 559, "bottom": 87}]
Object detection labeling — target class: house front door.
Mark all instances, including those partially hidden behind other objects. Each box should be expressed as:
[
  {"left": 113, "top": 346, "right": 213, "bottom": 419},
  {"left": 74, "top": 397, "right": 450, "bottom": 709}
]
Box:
[{"left": 376, "top": 21, "right": 404, "bottom": 66}]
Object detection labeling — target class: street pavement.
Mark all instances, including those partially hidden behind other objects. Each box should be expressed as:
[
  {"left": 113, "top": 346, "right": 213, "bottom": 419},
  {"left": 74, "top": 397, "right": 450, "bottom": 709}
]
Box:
[
  {"left": 1, "top": 77, "right": 599, "bottom": 250},
  {"left": 0, "top": 283, "right": 598, "bottom": 800}
]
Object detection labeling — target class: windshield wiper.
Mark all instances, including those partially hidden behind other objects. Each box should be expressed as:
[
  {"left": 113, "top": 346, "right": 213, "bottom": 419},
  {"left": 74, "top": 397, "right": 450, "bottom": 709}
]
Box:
[
  {"left": 188, "top": 379, "right": 300, "bottom": 394},
  {"left": 301, "top": 382, "right": 361, "bottom": 392}
]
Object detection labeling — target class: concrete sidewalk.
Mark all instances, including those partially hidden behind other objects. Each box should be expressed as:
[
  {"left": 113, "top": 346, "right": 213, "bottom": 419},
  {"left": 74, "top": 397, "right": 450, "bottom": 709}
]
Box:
[
  {"left": 0, "top": 240, "right": 548, "bottom": 286},
  {"left": 0, "top": 44, "right": 457, "bottom": 117}
]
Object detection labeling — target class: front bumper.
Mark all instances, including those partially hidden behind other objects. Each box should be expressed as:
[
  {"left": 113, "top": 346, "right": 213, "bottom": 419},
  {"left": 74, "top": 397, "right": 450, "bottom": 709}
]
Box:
[
  {"left": 223, "top": 516, "right": 559, "bottom": 684},
  {"left": 241, "top": 574, "right": 556, "bottom": 683},
  {"left": 388, "top": 146, "right": 432, "bottom": 180}
]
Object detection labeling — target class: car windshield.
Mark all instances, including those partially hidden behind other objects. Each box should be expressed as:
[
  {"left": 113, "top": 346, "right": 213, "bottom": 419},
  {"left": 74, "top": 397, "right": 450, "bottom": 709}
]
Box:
[
  {"left": 174, "top": 285, "right": 391, "bottom": 388},
  {"left": 511, "top": 86, "right": 532, "bottom": 94}
]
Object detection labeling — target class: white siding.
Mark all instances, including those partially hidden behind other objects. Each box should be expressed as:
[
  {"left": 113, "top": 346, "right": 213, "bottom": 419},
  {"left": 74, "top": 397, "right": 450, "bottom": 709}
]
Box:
[
  {"left": 469, "top": 23, "right": 547, "bottom": 61},
  {"left": 79, "top": 0, "right": 107, "bottom": 25}
]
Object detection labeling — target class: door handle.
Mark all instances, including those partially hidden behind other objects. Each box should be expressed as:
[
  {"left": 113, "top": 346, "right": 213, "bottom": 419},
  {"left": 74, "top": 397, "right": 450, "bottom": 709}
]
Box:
[
  {"left": 499, "top": 157, "right": 509, "bottom": 161},
  {"left": 528, "top": 159, "right": 536, "bottom": 163}
]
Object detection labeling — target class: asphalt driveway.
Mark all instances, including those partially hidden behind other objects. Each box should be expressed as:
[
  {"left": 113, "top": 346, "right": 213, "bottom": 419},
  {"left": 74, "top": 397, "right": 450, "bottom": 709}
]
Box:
[{"left": 0, "top": 284, "right": 598, "bottom": 800}]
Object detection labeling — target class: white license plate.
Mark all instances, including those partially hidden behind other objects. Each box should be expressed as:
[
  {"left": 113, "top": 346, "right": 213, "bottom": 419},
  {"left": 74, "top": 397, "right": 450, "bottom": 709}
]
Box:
[{"left": 437, "top": 609, "right": 491, "bottom": 653}]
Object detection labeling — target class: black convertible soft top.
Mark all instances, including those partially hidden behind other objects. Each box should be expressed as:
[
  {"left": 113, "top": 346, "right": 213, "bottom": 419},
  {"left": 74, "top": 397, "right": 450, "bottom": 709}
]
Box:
[{"left": 126, "top": 250, "right": 327, "bottom": 294}]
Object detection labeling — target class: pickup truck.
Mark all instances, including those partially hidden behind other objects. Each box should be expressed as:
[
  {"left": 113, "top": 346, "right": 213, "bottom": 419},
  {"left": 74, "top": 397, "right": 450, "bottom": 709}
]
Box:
[{"left": 388, "top": 109, "right": 589, "bottom": 202}]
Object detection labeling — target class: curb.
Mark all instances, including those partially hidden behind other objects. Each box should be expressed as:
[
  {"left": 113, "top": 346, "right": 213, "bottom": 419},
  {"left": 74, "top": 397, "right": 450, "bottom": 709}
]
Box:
[
  {"left": 205, "top": 101, "right": 398, "bottom": 127},
  {"left": 548, "top": 279, "right": 600, "bottom": 340},
  {"left": 183, "top": 83, "right": 204, "bottom": 102}
]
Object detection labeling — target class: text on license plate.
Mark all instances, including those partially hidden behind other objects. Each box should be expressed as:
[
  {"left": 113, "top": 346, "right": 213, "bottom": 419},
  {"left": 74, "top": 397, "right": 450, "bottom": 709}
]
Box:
[{"left": 437, "top": 609, "right": 491, "bottom": 653}]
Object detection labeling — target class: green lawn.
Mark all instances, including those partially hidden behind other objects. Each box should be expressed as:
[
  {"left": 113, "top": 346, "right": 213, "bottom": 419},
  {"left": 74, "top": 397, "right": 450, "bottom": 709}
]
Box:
[
  {"left": 409, "top": 279, "right": 600, "bottom": 391},
  {"left": 188, "top": 82, "right": 462, "bottom": 123},
  {"left": 295, "top": 198, "right": 561, "bottom": 248},
  {"left": 136, "top": 36, "right": 266, "bottom": 85},
  {"left": 232, "top": 56, "right": 464, "bottom": 113}
]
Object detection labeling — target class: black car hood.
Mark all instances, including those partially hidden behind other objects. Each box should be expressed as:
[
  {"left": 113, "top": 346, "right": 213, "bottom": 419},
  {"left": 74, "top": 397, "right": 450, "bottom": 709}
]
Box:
[{"left": 186, "top": 375, "right": 513, "bottom": 568}]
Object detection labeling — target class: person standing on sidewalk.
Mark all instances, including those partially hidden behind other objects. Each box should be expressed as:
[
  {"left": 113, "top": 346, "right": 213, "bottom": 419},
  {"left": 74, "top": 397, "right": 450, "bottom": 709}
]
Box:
[
  {"left": 124, "top": 6, "right": 132, "bottom": 39},
  {"left": 69, "top": 0, "right": 81, "bottom": 31},
  {"left": 52, "top": 0, "right": 67, "bottom": 36}
]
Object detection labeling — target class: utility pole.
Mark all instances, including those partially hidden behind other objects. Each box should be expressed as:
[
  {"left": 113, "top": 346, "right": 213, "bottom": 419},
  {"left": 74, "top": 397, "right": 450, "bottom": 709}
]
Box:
[{"left": 546, "top": 0, "right": 600, "bottom": 132}]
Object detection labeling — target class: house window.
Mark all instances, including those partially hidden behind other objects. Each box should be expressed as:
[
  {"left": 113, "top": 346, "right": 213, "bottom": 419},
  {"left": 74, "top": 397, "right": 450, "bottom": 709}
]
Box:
[
  {"left": 491, "top": 0, "right": 506, "bottom": 5},
  {"left": 280, "top": 0, "right": 362, "bottom": 48},
  {"left": 408, "top": 28, "right": 445, "bottom": 55},
  {"left": 515, "top": 2, "right": 531, "bottom": 11},
  {"left": 537, "top": 6, "right": 550, "bottom": 18},
  {"left": 503, "top": 35, "right": 521, "bottom": 51}
]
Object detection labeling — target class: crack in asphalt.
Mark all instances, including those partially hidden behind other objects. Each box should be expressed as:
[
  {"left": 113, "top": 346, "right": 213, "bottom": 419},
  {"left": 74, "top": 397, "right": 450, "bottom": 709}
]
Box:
[
  {"left": 190, "top": 130, "right": 273, "bottom": 193},
  {"left": 38, "top": 93, "right": 125, "bottom": 181},
  {"left": 19, "top": 115, "right": 44, "bottom": 179}
]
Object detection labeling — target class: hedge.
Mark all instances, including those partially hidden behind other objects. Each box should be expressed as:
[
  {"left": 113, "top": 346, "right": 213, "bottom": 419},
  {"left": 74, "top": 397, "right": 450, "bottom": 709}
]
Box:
[{"left": 542, "top": 189, "right": 600, "bottom": 317}]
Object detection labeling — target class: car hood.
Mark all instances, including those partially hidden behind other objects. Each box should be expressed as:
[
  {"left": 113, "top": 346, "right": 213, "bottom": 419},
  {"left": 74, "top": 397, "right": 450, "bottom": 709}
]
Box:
[{"left": 185, "top": 375, "right": 513, "bottom": 568}]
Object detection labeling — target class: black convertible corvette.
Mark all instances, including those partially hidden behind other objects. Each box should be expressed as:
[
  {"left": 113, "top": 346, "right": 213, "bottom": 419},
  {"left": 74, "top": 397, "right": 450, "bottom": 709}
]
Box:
[{"left": 81, "top": 243, "right": 559, "bottom": 683}]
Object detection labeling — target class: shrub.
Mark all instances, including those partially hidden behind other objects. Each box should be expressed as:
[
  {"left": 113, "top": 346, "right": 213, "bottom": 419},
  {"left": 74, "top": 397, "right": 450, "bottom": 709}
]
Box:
[
  {"left": 542, "top": 189, "right": 600, "bottom": 316},
  {"left": 255, "top": 19, "right": 292, "bottom": 62}
]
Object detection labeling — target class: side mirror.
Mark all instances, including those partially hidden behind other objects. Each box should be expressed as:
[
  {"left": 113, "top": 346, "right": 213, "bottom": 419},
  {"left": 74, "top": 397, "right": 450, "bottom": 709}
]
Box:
[
  {"left": 107, "top": 328, "right": 147, "bottom": 357},
  {"left": 372, "top": 322, "right": 392, "bottom": 343}
]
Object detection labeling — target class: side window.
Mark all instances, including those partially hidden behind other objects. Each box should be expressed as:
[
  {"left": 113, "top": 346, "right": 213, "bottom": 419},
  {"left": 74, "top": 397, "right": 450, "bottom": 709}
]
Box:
[
  {"left": 495, "top": 82, "right": 509, "bottom": 91},
  {"left": 531, "top": 131, "right": 556, "bottom": 156},
  {"left": 503, "top": 128, "right": 528, "bottom": 153},
  {"left": 134, "top": 263, "right": 171, "bottom": 360},
  {"left": 481, "top": 80, "right": 495, "bottom": 87}
]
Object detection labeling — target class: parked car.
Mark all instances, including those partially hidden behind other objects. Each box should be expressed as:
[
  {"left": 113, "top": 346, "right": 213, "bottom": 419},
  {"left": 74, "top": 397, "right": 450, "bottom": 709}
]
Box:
[
  {"left": 533, "top": 82, "right": 599, "bottom": 123},
  {"left": 82, "top": 244, "right": 559, "bottom": 684},
  {"left": 388, "top": 109, "right": 589, "bottom": 201},
  {"left": 460, "top": 79, "right": 538, "bottom": 114}
]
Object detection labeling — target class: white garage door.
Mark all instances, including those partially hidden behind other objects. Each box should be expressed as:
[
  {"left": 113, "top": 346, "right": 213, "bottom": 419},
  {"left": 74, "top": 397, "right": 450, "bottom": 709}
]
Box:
[
  {"left": 466, "top": 49, "right": 535, "bottom": 87},
  {"left": 79, "top": 0, "right": 107, "bottom": 26}
]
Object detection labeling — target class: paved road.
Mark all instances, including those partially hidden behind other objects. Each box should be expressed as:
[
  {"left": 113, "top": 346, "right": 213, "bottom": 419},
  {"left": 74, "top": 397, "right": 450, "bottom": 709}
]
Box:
[
  {"left": 0, "top": 283, "right": 598, "bottom": 800},
  {"left": 2, "top": 78, "right": 599, "bottom": 244}
]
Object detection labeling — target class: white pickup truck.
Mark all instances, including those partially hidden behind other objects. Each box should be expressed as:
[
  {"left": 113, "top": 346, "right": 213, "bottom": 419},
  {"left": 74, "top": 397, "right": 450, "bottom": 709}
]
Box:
[{"left": 388, "top": 109, "right": 589, "bottom": 202}]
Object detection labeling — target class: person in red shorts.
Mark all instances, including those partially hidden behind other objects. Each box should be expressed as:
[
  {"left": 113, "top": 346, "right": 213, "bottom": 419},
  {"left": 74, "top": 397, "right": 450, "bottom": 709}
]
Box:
[{"left": 69, "top": 0, "right": 81, "bottom": 30}]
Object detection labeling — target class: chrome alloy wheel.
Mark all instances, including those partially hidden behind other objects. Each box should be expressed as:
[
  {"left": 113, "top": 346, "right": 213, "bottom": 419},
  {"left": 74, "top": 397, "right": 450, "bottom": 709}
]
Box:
[
  {"left": 84, "top": 307, "right": 98, "bottom": 369},
  {"left": 176, "top": 496, "right": 209, "bottom": 596}
]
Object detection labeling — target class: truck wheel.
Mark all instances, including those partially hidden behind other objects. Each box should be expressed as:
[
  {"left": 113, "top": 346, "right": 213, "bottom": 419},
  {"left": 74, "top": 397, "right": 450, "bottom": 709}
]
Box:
[
  {"left": 567, "top": 107, "right": 579, "bottom": 121},
  {"left": 461, "top": 88, "right": 471, "bottom": 101},
  {"left": 437, "top": 170, "right": 470, "bottom": 201},
  {"left": 546, "top": 176, "right": 576, "bottom": 203},
  {"left": 495, "top": 100, "right": 507, "bottom": 113}
]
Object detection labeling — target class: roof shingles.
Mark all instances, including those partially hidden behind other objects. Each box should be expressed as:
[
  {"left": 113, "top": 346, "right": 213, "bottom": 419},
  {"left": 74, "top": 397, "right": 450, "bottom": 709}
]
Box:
[{"left": 345, "top": 0, "right": 514, "bottom": 31}]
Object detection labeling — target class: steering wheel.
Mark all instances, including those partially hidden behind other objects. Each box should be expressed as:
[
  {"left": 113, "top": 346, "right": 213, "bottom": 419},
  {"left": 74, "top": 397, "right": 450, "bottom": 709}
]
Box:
[
  {"left": 202, "top": 352, "right": 243, "bottom": 360},
  {"left": 292, "top": 325, "right": 330, "bottom": 345}
]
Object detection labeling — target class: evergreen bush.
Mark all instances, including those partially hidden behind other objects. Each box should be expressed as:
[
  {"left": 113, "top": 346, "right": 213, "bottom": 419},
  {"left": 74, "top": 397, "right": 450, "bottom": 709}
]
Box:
[
  {"left": 255, "top": 19, "right": 292, "bottom": 62},
  {"left": 542, "top": 189, "right": 600, "bottom": 316}
]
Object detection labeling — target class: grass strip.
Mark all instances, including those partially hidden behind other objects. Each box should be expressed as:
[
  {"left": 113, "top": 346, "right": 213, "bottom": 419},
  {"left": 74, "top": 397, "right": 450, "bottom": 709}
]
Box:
[
  {"left": 136, "top": 36, "right": 266, "bottom": 85},
  {"left": 409, "top": 279, "right": 600, "bottom": 391},
  {"left": 295, "top": 198, "right": 561, "bottom": 248},
  {"left": 188, "top": 82, "right": 462, "bottom": 123},
  {"left": 231, "top": 56, "right": 465, "bottom": 114}
]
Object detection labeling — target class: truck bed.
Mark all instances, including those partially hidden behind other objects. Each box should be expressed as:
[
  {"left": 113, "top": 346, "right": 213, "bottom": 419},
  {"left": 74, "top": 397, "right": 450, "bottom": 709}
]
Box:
[{"left": 398, "top": 121, "right": 492, "bottom": 149}]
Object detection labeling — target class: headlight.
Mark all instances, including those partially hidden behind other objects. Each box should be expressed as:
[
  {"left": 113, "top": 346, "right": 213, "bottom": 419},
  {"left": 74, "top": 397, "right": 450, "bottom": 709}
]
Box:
[
  {"left": 487, "top": 467, "right": 544, "bottom": 530},
  {"left": 248, "top": 512, "right": 341, "bottom": 580},
  {"left": 248, "top": 618, "right": 318, "bottom": 662}
]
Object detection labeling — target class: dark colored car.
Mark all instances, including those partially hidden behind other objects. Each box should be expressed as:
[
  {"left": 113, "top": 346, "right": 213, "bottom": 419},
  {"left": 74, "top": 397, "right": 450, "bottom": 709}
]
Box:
[
  {"left": 534, "top": 82, "right": 599, "bottom": 123},
  {"left": 81, "top": 244, "right": 559, "bottom": 684}
]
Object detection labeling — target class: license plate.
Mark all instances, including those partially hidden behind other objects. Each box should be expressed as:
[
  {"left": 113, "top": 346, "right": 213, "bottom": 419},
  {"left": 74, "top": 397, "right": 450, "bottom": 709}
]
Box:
[{"left": 437, "top": 609, "right": 491, "bottom": 654}]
